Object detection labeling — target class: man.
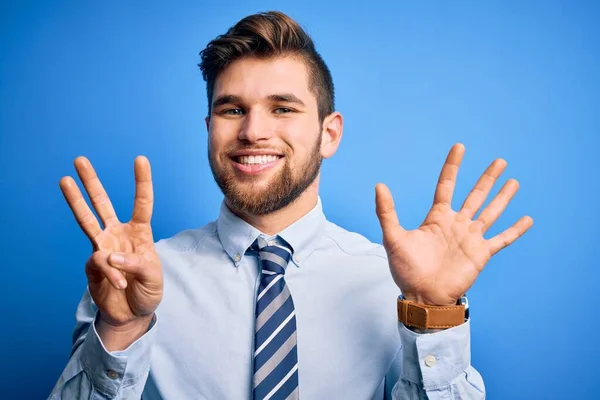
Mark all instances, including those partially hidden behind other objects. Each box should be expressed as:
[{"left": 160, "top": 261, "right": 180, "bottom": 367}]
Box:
[{"left": 50, "top": 11, "right": 532, "bottom": 399}]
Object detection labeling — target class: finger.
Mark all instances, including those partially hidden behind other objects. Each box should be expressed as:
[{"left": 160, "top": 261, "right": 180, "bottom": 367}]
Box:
[
  {"left": 459, "top": 158, "right": 507, "bottom": 219},
  {"left": 59, "top": 176, "right": 103, "bottom": 240},
  {"left": 74, "top": 156, "right": 119, "bottom": 228},
  {"left": 86, "top": 251, "right": 128, "bottom": 290},
  {"left": 107, "top": 251, "right": 146, "bottom": 276},
  {"left": 131, "top": 156, "right": 154, "bottom": 224},
  {"left": 488, "top": 216, "right": 534, "bottom": 255},
  {"left": 433, "top": 143, "right": 465, "bottom": 207},
  {"left": 375, "top": 183, "right": 405, "bottom": 237},
  {"left": 476, "top": 179, "right": 520, "bottom": 232}
]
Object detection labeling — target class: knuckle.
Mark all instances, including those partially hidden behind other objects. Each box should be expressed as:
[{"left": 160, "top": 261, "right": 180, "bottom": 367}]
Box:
[
  {"left": 91, "top": 251, "right": 106, "bottom": 265},
  {"left": 90, "top": 192, "right": 110, "bottom": 205},
  {"left": 438, "top": 177, "right": 453, "bottom": 186},
  {"left": 478, "top": 216, "right": 488, "bottom": 227},
  {"left": 122, "top": 253, "right": 141, "bottom": 269},
  {"left": 71, "top": 199, "right": 87, "bottom": 213},
  {"left": 87, "top": 252, "right": 106, "bottom": 272},
  {"left": 481, "top": 173, "right": 495, "bottom": 184},
  {"left": 473, "top": 220, "right": 485, "bottom": 231},
  {"left": 104, "top": 215, "right": 119, "bottom": 225},
  {"left": 380, "top": 207, "right": 395, "bottom": 216},
  {"left": 471, "top": 186, "right": 486, "bottom": 197},
  {"left": 79, "top": 212, "right": 97, "bottom": 227},
  {"left": 135, "top": 196, "right": 153, "bottom": 205}
]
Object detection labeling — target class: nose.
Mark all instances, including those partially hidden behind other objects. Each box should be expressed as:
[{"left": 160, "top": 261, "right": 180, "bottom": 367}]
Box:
[{"left": 238, "top": 109, "right": 273, "bottom": 143}]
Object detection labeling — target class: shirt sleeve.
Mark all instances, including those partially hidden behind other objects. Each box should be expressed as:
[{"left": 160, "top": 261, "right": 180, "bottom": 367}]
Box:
[
  {"left": 48, "top": 289, "right": 157, "bottom": 400},
  {"left": 386, "top": 319, "right": 486, "bottom": 399}
]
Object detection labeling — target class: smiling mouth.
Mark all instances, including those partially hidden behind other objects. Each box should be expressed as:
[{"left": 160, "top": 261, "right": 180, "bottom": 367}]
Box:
[{"left": 232, "top": 154, "right": 283, "bottom": 165}]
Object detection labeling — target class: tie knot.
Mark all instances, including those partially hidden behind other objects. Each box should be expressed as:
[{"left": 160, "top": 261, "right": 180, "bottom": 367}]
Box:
[{"left": 252, "top": 235, "right": 293, "bottom": 275}]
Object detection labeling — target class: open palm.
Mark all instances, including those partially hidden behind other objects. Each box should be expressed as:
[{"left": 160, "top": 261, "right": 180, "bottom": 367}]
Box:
[
  {"left": 59, "top": 156, "right": 163, "bottom": 326},
  {"left": 376, "top": 144, "right": 533, "bottom": 306}
]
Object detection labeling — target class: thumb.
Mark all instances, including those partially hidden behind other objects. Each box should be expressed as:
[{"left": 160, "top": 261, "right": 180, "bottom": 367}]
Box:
[{"left": 375, "top": 183, "right": 404, "bottom": 237}]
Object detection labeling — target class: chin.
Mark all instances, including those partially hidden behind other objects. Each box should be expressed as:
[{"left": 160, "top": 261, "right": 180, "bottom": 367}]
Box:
[{"left": 232, "top": 173, "right": 276, "bottom": 190}]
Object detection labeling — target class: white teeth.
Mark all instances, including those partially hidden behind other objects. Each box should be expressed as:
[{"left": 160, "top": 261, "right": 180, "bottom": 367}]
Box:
[{"left": 238, "top": 155, "right": 279, "bottom": 165}]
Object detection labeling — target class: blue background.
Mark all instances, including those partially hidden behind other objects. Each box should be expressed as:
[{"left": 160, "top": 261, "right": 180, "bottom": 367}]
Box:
[{"left": 1, "top": 1, "right": 598, "bottom": 398}]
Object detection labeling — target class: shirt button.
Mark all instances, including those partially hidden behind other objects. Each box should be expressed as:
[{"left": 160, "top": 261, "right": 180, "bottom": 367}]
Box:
[
  {"left": 234, "top": 253, "right": 241, "bottom": 262},
  {"left": 106, "top": 370, "right": 119, "bottom": 380},
  {"left": 424, "top": 354, "right": 437, "bottom": 367}
]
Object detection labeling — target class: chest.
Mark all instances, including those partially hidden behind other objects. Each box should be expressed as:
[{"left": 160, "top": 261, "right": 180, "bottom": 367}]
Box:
[{"left": 145, "top": 251, "right": 400, "bottom": 399}]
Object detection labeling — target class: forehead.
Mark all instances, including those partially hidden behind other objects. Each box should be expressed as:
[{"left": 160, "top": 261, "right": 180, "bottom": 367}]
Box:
[{"left": 213, "top": 56, "right": 316, "bottom": 105}]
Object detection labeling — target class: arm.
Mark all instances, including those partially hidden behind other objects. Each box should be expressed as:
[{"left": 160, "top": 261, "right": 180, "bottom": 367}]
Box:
[
  {"left": 51, "top": 157, "right": 163, "bottom": 399},
  {"left": 386, "top": 320, "right": 484, "bottom": 399},
  {"left": 375, "top": 144, "right": 532, "bottom": 398},
  {"left": 48, "top": 289, "right": 157, "bottom": 399}
]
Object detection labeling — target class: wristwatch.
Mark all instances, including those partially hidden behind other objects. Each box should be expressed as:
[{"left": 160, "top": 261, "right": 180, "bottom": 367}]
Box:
[{"left": 397, "top": 294, "right": 469, "bottom": 330}]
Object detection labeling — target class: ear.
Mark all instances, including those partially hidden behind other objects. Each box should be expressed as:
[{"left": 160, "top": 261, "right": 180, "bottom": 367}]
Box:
[
  {"left": 320, "top": 111, "right": 343, "bottom": 159},
  {"left": 205, "top": 116, "right": 210, "bottom": 132}
]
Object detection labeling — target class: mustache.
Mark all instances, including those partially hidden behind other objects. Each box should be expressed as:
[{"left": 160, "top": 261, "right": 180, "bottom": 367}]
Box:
[{"left": 224, "top": 144, "right": 289, "bottom": 156}]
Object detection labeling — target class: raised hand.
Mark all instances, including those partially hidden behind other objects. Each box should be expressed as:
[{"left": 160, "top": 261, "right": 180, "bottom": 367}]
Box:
[
  {"left": 59, "top": 156, "right": 163, "bottom": 328},
  {"left": 375, "top": 143, "right": 533, "bottom": 306}
]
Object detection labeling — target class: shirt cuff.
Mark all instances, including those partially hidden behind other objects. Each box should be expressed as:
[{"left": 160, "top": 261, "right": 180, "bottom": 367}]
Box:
[
  {"left": 398, "top": 319, "right": 471, "bottom": 390},
  {"left": 79, "top": 312, "right": 157, "bottom": 398}
]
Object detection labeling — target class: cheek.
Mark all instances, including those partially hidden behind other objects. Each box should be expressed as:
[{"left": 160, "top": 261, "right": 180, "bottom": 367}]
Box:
[
  {"left": 209, "top": 123, "right": 236, "bottom": 152},
  {"left": 280, "top": 118, "right": 318, "bottom": 146},
  {"left": 207, "top": 133, "right": 219, "bottom": 153},
  {"left": 285, "top": 130, "right": 321, "bottom": 160},
  {"left": 208, "top": 135, "right": 230, "bottom": 165}
]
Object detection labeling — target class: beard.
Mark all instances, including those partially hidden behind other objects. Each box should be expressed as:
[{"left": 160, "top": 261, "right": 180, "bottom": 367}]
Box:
[{"left": 208, "top": 134, "right": 322, "bottom": 216}]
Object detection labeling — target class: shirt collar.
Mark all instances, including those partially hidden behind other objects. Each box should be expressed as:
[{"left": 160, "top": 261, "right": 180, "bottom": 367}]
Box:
[{"left": 216, "top": 197, "right": 326, "bottom": 268}]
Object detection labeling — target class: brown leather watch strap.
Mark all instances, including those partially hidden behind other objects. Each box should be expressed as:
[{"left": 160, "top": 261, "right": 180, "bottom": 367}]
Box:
[{"left": 397, "top": 298, "right": 465, "bottom": 330}]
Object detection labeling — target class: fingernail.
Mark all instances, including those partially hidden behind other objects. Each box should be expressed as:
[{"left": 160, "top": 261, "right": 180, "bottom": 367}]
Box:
[
  {"left": 119, "top": 279, "right": 127, "bottom": 289},
  {"left": 110, "top": 253, "right": 125, "bottom": 265}
]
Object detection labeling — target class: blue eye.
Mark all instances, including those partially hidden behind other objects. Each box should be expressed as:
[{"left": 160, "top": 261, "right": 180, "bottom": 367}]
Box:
[{"left": 274, "top": 108, "right": 292, "bottom": 114}]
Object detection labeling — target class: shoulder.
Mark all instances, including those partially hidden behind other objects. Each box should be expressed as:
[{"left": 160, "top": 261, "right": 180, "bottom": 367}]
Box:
[
  {"left": 155, "top": 221, "right": 219, "bottom": 253},
  {"left": 321, "top": 220, "right": 387, "bottom": 261},
  {"left": 318, "top": 220, "right": 397, "bottom": 295}
]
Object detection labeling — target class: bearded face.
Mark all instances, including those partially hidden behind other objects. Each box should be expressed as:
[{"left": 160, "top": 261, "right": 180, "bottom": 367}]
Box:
[
  {"left": 209, "top": 134, "right": 322, "bottom": 215},
  {"left": 207, "top": 56, "right": 327, "bottom": 216}
]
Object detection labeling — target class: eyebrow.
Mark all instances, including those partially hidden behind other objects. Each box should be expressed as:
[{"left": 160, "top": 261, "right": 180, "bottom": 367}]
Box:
[
  {"left": 211, "top": 93, "right": 306, "bottom": 109},
  {"left": 267, "top": 93, "right": 305, "bottom": 106},
  {"left": 212, "top": 95, "right": 241, "bottom": 109}
]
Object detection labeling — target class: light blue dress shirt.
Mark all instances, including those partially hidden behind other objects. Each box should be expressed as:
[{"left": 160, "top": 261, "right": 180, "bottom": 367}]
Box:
[{"left": 49, "top": 198, "right": 485, "bottom": 399}]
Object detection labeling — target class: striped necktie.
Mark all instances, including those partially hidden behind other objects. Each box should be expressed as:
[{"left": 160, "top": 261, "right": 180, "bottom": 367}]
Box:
[{"left": 251, "top": 235, "right": 299, "bottom": 400}]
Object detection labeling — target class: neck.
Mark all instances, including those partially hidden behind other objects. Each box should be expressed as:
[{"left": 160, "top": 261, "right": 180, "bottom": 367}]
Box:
[{"left": 226, "top": 178, "right": 320, "bottom": 236}]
